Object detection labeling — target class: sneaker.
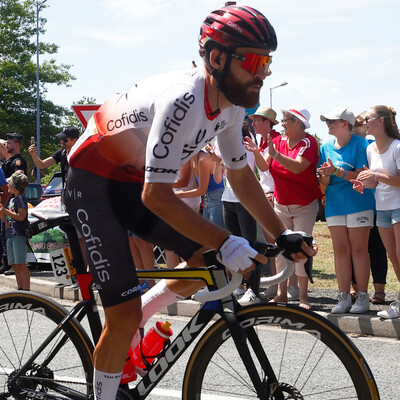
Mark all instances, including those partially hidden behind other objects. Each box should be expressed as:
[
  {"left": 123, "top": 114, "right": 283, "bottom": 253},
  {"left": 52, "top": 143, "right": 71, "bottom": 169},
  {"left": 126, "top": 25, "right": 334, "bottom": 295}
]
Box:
[
  {"left": 66, "top": 281, "right": 79, "bottom": 291},
  {"left": 259, "top": 285, "right": 277, "bottom": 299},
  {"left": 331, "top": 292, "right": 352, "bottom": 314},
  {"left": 237, "top": 289, "right": 260, "bottom": 306},
  {"left": 233, "top": 288, "right": 246, "bottom": 300},
  {"left": 287, "top": 285, "right": 300, "bottom": 301},
  {"left": 350, "top": 292, "right": 370, "bottom": 314},
  {"left": 0, "top": 265, "right": 10, "bottom": 275},
  {"left": 4, "top": 269, "right": 14, "bottom": 276},
  {"left": 377, "top": 300, "right": 400, "bottom": 319}
]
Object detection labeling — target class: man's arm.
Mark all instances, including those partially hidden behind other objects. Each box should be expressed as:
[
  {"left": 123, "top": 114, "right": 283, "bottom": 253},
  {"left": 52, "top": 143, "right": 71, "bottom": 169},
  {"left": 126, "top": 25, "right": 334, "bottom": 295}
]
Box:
[
  {"left": 142, "top": 181, "right": 230, "bottom": 250},
  {"left": 226, "top": 165, "right": 286, "bottom": 239},
  {"left": 28, "top": 144, "right": 56, "bottom": 169}
]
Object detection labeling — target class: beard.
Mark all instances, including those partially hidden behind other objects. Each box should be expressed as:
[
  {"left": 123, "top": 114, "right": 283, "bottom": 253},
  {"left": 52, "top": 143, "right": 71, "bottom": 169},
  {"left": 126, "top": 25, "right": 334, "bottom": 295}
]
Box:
[{"left": 222, "top": 68, "right": 264, "bottom": 108}]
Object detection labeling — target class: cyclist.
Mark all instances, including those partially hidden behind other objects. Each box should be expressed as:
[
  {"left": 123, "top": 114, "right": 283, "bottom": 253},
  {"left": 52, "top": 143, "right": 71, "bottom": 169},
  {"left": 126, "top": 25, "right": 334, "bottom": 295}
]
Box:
[{"left": 65, "top": 5, "right": 316, "bottom": 399}]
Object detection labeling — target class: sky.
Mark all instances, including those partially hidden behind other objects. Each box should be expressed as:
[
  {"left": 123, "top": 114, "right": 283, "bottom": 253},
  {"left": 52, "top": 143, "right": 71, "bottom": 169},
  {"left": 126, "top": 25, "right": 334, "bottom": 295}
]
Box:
[{"left": 40, "top": 0, "right": 400, "bottom": 142}]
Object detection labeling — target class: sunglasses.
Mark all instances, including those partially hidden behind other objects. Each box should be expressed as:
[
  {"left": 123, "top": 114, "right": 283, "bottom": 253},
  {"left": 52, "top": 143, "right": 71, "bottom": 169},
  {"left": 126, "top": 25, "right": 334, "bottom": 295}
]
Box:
[
  {"left": 364, "top": 116, "right": 378, "bottom": 123},
  {"left": 231, "top": 52, "right": 272, "bottom": 74},
  {"left": 326, "top": 119, "right": 339, "bottom": 125},
  {"left": 61, "top": 138, "right": 70, "bottom": 143}
]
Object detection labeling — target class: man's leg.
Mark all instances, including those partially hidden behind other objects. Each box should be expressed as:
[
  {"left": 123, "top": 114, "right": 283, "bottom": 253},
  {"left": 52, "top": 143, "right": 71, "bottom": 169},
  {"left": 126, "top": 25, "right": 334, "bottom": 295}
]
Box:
[
  {"left": 93, "top": 298, "right": 142, "bottom": 400},
  {"left": 65, "top": 169, "right": 144, "bottom": 400}
]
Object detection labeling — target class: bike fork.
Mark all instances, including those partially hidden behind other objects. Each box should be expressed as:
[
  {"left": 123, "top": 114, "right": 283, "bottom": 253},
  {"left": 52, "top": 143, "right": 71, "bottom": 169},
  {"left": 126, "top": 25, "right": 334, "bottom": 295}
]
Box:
[{"left": 223, "top": 304, "right": 275, "bottom": 400}]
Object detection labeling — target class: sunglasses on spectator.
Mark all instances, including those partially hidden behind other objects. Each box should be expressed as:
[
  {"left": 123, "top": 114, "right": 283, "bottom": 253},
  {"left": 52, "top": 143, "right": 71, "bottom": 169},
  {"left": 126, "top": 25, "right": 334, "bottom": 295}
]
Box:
[
  {"left": 61, "top": 138, "right": 70, "bottom": 143},
  {"left": 231, "top": 52, "right": 272, "bottom": 74},
  {"left": 364, "top": 116, "right": 378, "bottom": 122},
  {"left": 281, "top": 118, "right": 295, "bottom": 124}
]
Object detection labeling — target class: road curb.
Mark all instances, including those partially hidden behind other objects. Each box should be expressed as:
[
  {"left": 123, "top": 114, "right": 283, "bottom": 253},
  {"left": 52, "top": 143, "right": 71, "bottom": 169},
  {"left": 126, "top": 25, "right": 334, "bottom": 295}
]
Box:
[{"left": 2, "top": 275, "right": 400, "bottom": 339}]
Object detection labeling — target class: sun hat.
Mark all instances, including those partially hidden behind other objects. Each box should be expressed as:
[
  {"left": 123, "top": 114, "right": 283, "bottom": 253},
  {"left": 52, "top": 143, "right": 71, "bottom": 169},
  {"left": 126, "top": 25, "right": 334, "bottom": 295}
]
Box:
[
  {"left": 320, "top": 107, "right": 356, "bottom": 126},
  {"left": 284, "top": 105, "right": 311, "bottom": 129},
  {"left": 6, "top": 172, "right": 29, "bottom": 194},
  {"left": 248, "top": 106, "right": 279, "bottom": 125}
]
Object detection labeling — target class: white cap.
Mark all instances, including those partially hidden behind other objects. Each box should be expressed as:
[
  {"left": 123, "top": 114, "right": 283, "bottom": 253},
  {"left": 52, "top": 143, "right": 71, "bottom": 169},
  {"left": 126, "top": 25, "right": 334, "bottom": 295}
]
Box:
[{"left": 320, "top": 107, "right": 356, "bottom": 126}]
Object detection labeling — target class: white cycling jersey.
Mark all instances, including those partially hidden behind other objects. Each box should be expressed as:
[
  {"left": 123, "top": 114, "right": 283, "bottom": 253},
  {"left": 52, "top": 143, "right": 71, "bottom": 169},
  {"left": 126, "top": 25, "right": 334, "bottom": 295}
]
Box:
[{"left": 69, "top": 68, "right": 247, "bottom": 184}]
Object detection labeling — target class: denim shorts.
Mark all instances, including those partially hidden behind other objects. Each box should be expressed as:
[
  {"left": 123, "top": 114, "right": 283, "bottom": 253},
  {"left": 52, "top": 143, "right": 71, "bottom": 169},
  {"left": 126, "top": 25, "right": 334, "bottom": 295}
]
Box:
[
  {"left": 6, "top": 235, "right": 28, "bottom": 265},
  {"left": 377, "top": 208, "right": 400, "bottom": 228}
]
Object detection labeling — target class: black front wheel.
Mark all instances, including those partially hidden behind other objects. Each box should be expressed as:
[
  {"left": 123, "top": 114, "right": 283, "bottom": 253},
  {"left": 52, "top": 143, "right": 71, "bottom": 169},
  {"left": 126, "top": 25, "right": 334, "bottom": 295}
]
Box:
[{"left": 183, "top": 304, "right": 379, "bottom": 399}]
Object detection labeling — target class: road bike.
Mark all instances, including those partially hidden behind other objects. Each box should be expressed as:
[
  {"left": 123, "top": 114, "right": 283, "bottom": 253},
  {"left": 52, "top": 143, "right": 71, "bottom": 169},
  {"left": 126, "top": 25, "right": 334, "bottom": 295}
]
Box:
[{"left": 0, "top": 207, "right": 380, "bottom": 399}]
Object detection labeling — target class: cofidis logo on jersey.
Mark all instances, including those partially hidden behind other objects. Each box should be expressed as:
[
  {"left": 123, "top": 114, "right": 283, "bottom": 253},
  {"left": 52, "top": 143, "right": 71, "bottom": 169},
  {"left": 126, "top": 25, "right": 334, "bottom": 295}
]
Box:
[
  {"left": 153, "top": 92, "right": 195, "bottom": 159},
  {"left": 106, "top": 110, "right": 148, "bottom": 131}
]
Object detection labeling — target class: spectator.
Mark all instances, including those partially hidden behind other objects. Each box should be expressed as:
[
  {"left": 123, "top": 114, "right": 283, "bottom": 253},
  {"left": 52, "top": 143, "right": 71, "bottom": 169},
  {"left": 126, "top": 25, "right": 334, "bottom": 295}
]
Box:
[
  {"left": 29, "top": 126, "right": 80, "bottom": 186},
  {"left": 0, "top": 172, "right": 30, "bottom": 290},
  {"left": 0, "top": 132, "right": 27, "bottom": 275},
  {"left": 165, "top": 162, "right": 202, "bottom": 272},
  {"left": 318, "top": 107, "right": 375, "bottom": 314},
  {"left": 353, "top": 113, "right": 388, "bottom": 305},
  {"left": 0, "top": 168, "right": 11, "bottom": 275},
  {"left": 352, "top": 105, "right": 400, "bottom": 318},
  {"left": 223, "top": 121, "right": 259, "bottom": 305},
  {"left": 244, "top": 106, "right": 281, "bottom": 299},
  {"left": 2, "top": 132, "right": 27, "bottom": 178},
  {"left": 128, "top": 232, "right": 156, "bottom": 292},
  {"left": 266, "top": 105, "right": 321, "bottom": 309},
  {"left": 174, "top": 146, "right": 225, "bottom": 228}
]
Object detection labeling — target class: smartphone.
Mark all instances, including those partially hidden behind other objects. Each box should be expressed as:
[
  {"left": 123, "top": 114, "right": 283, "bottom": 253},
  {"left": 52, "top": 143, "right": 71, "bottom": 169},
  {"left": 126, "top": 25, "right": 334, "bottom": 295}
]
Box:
[{"left": 30, "top": 136, "right": 35, "bottom": 145}]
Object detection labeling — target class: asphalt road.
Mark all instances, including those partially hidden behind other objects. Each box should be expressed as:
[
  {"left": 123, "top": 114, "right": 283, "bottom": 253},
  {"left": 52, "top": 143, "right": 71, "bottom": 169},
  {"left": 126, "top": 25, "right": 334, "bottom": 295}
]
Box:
[{"left": 0, "top": 283, "right": 398, "bottom": 399}]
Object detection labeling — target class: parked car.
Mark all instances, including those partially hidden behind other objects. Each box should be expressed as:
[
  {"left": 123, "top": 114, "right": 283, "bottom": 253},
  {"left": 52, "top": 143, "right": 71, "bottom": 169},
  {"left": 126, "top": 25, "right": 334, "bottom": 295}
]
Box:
[
  {"left": 26, "top": 183, "right": 44, "bottom": 207},
  {"left": 41, "top": 171, "right": 63, "bottom": 199}
]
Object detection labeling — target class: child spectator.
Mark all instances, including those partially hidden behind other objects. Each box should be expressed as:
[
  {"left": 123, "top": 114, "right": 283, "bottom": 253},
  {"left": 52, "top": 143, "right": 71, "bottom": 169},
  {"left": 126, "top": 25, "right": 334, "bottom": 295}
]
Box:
[{"left": 0, "top": 172, "right": 30, "bottom": 290}]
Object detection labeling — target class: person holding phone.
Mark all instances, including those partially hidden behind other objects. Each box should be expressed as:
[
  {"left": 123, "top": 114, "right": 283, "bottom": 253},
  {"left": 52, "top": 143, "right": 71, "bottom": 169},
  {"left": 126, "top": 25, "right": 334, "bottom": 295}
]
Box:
[{"left": 28, "top": 126, "right": 80, "bottom": 186}]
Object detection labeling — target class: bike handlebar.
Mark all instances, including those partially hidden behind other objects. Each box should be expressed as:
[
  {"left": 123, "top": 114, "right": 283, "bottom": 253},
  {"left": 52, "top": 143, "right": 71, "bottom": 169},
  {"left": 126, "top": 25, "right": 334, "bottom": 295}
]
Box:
[{"left": 193, "top": 256, "right": 295, "bottom": 303}]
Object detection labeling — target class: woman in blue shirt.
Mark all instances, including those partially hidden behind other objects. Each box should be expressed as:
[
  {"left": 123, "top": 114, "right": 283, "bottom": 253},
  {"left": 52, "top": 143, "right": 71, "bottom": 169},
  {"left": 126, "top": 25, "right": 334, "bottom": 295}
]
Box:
[{"left": 318, "top": 107, "right": 375, "bottom": 315}]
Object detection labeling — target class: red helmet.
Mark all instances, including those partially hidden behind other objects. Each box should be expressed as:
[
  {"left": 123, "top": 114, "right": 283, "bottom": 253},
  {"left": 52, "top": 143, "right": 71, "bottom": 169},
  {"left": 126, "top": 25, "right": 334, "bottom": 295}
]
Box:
[{"left": 199, "top": 5, "right": 277, "bottom": 51}]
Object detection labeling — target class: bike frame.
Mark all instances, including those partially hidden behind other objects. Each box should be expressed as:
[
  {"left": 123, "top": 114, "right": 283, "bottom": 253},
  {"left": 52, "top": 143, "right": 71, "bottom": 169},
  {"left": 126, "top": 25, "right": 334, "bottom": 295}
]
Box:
[{"left": 22, "top": 211, "right": 280, "bottom": 399}]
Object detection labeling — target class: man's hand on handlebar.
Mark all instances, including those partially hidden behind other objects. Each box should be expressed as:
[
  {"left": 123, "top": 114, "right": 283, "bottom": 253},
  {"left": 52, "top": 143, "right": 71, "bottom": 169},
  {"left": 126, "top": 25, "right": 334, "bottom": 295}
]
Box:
[
  {"left": 275, "top": 230, "right": 317, "bottom": 261},
  {"left": 217, "top": 235, "right": 268, "bottom": 275}
]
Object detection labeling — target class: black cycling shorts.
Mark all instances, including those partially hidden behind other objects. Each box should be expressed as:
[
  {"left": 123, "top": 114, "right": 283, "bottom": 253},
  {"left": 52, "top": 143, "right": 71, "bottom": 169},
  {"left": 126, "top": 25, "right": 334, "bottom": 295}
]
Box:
[{"left": 64, "top": 168, "right": 202, "bottom": 308}]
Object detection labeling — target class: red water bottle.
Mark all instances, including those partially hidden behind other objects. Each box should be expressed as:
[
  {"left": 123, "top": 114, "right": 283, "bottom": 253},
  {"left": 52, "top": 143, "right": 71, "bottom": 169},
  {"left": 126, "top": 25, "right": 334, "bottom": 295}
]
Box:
[
  {"left": 121, "top": 347, "right": 137, "bottom": 384},
  {"left": 132, "top": 321, "right": 173, "bottom": 370}
]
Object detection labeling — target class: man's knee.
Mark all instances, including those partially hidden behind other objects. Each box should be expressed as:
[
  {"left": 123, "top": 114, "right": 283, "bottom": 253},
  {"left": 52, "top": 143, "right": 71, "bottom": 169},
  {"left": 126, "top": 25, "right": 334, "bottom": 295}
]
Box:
[{"left": 104, "top": 297, "right": 142, "bottom": 332}]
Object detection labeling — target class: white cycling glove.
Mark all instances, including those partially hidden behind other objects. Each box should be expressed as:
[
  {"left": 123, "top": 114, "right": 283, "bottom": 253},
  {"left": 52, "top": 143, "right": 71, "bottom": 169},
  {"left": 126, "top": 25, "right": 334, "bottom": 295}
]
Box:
[{"left": 217, "top": 235, "right": 258, "bottom": 273}]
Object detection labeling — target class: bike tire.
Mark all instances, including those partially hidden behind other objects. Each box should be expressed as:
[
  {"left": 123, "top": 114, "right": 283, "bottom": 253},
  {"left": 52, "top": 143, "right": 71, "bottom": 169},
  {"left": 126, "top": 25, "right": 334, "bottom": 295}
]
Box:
[
  {"left": 0, "top": 291, "right": 94, "bottom": 399},
  {"left": 183, "top": 303, "right": 379, "bottom": 399}
]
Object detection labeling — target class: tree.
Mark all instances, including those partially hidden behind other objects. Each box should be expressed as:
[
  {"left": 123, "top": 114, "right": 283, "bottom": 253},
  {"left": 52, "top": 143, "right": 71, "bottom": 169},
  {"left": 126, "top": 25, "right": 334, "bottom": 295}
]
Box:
[{"left": 0, "top": 0, "right": 75, "bottom": 180}]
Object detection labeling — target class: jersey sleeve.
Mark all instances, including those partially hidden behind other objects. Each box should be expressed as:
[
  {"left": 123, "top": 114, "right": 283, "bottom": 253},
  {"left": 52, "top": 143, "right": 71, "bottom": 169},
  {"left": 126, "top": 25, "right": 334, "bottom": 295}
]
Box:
[
  {"left": 216, "top": 107, "right": 247, "bottom": 170},
  {"left": 144, "top": 84, "right": 198, "bottom": 183}
]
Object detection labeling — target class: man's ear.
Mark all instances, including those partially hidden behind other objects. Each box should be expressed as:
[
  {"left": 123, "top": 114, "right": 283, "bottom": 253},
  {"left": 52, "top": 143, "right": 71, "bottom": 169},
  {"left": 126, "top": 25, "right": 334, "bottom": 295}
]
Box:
[{"left": 209, "top": 49, "right": 227, "bottom": 71}]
